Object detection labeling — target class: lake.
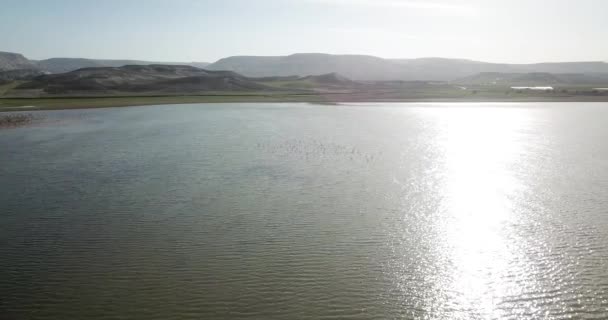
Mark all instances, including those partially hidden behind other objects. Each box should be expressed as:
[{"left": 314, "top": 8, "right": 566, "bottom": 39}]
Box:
[{"left": 1, "top": 102, "right": 608, "bottom": 319}]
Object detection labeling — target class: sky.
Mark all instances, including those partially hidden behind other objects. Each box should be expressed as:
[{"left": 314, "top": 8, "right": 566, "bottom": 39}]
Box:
[{"left": 1, "top": 0, "right": 607, "bottom": 63}]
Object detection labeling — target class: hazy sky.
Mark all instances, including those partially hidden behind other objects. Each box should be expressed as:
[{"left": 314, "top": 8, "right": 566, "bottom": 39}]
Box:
[{"left": 2, "top": 0, "right": 607, "bottom": 63}]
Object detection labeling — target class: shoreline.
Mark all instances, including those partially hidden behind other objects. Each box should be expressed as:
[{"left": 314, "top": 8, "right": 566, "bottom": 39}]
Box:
[{"left": 2, "top": 94, "right": 608, "bottom": 112}]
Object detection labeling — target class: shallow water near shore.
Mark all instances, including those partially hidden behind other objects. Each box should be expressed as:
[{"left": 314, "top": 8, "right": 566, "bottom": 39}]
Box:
[{"left": 1, "top": 102, "right": 608, "bottom": 319}]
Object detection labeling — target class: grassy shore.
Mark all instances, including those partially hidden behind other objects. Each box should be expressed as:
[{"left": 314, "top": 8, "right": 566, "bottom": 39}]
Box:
[
  {"left": 1, "top": 89, "right": 608, "bottom": 112},
  {"left": 0, "top": 93, "right": 328, "bottom": 112}
]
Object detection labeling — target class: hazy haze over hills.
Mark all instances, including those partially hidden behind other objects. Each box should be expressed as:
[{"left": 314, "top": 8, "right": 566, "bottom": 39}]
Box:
[
  {"left": 2, "top": 50, "right": 608, "bottom": 82},
  {"left": 207, "top": 53, "right": 403, "bottom": 81},
  {"left": 206, "top": 53, "right": 608, "bottom": 81},
  {"left": 0, "top": 52, "right": 38, "bottom": 71},
  {"left": 0, "top": 52, "right": 209, "bottom": 74}
]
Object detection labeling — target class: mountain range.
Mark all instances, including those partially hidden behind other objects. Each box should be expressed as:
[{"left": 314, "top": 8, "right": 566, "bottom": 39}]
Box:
[
  {"left": 2, "top": 50, "right": 608, "bottom": 82},
  {"left": 206, "top": 54, "right": 608, "bottom": 81},
  {"left": 0, "top": 51, "right": 210, "bottom": 75}
]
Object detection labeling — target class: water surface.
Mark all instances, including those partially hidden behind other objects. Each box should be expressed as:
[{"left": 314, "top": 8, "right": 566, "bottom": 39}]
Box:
[{"left": 1, "top": 102, "right": 608, "bottom": 319}]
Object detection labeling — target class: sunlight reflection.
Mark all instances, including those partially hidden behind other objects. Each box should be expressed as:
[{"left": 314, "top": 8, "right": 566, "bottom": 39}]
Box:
[{"left": 435, "top": 107, "right": 530, "bottom": 318}]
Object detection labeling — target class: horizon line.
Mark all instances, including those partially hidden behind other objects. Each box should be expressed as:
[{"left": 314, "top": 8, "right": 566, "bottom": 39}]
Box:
[{"left": 3, "top": 49, "right": 607, "bottom": 65}]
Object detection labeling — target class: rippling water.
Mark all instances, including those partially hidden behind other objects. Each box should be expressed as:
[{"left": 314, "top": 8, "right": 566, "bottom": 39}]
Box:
[{"left": 1, "top": 103, "right": 608, "bottom": 319}]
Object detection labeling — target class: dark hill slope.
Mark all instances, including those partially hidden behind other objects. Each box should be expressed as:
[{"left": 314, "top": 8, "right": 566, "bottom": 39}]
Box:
[
  {"left": 149, "top": 75, "right": 268, "bottom": 92},
  {"left": 16, "top": 65, "right": 270, "bottom": 94},
  {"left": 37, "top": 58, "right": 210, "bottom": 74},
  {"left": 0, "top": 69, "right": 46, "bottom": 84}
]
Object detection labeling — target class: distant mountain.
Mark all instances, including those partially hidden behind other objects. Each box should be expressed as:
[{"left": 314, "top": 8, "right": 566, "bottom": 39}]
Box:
[
  {"left": 389, "top": 58, "right": 515, "bottom": 80},
  {"left": 37, "top": 58, "right": 210, "bottom": 74},
  {"left": 208, "top": 53, "right": 608, "bottom": 81},
  {"left": 1, "top": 50, "right": 212, "bottom": 74},
  {"left": 207, "top": 53, "right": 404, "bottom": 81},
  {"left": 0, "top": 51, "right": 38, "bottom": 71},
  {"left": 392, "top": 58, "right": 608, "bottom": 80},
  {"left": 3, "top": 49, "right": 608, "bottom": 82},
  {"left": 15, "top": 65, "right": 269, "bottom": 94},
  {"left": 514, "top": 62, "right": 608, "bottom": 74}
]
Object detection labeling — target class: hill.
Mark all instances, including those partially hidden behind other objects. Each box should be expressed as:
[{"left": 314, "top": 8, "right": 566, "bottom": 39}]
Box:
[
  {"left": 208, "top": 53, "right": 608, "bottom": 81},
  {"left": 0, "top": 52, "right": 38, "bottom": 71},
  {"left": 3, "top": 49, "right": 608, "bottom": 82},
  {"left": 37, "top": 58, "right": 210, "bottom": 74},
  {"left": 0, "top": 69, "right": 46, "bottom": 84},
  {"left": 207, "top": 53, "right": 404, "bottom": 81},
  {"left": 13, "top": 65, "right": 270, "bottom": 95}
]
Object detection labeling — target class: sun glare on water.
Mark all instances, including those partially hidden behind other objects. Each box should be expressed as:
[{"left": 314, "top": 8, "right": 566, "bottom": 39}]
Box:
[{"left": 433, "top": 107, "right": 534, "bottom": 318}]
